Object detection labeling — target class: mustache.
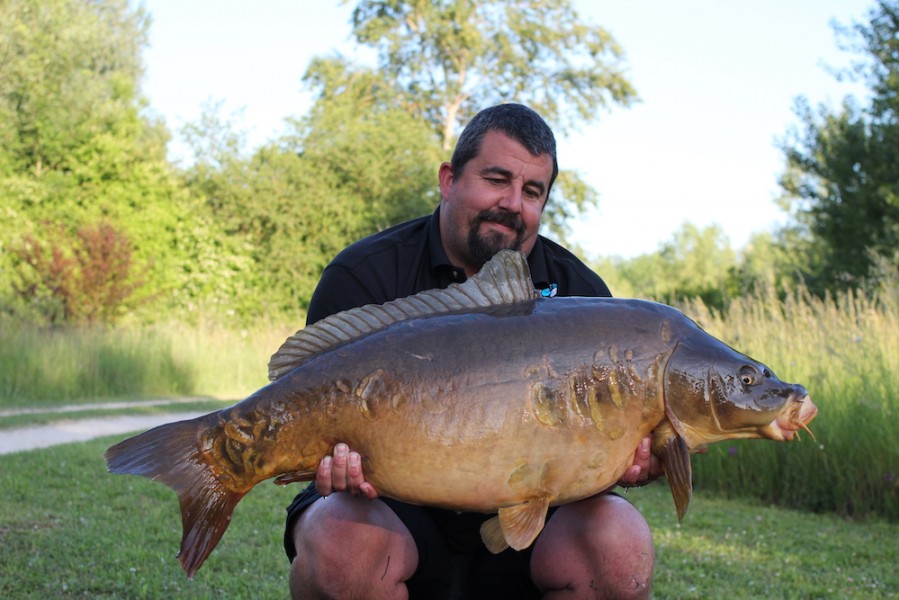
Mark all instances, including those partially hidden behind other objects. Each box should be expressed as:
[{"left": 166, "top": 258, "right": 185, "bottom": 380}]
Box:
[{"left": 477, "top": 210, "right": 524, "bottom": 234}]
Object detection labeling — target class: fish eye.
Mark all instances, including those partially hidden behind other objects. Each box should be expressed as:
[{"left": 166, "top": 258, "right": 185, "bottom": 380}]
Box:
[{"left": 739, "top": 366, "right": 758, "bottom": 386}]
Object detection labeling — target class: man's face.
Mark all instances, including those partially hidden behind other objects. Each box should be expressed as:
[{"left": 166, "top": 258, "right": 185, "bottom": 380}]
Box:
[{"left": 438, "top": 130, "right": 553, "bottom": 276}]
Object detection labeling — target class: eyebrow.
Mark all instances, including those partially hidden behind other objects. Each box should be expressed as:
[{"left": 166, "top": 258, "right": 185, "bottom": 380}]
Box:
[{"left": 480, "top": 166, "right": 547, "bottom": 196}]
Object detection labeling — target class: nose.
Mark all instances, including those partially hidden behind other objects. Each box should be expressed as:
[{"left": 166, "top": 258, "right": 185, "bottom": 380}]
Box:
[{"left": 497, "top": 183, "right": 523, "bottom": 212}]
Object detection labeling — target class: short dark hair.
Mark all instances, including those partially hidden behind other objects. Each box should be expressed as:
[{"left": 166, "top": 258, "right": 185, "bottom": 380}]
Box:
[{"left": 450, "top": 104, "right": 559, "bottom": 200}]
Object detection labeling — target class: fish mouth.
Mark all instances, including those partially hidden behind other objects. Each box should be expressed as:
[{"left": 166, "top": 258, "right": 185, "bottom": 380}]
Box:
[{"left": 760, "top": 394, "right": 818, "bottom": 441}]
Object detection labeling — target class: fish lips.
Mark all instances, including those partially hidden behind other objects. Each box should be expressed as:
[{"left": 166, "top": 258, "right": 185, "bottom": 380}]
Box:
[{"left": 761, "top": 390, "right": 818, "bottom": 441}]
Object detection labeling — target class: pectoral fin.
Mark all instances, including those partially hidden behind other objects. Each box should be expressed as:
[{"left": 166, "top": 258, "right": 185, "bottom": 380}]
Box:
[
  {"left": 480, "top": 496, "right": 551, "bottom": 554},
  {"left": 480, "top": 516, "right": 507, "bottom": 554},
  {"left": 653, "top": 424, "right": 693, "bottom": 521}
]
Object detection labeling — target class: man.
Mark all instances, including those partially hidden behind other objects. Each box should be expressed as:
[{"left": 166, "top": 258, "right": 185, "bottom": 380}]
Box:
[{"left": 285, "top": 103, "right": 658, "bottom": 599}]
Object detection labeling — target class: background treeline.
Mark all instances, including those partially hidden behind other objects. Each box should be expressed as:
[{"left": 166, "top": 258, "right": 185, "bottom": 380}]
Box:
[
  {"left": 0, "top": 0, "right": 897, "bottom": 520},
  {"left": 1, "top": 0, "right": 638, "bottom": 325},
  {"left": 2, "top": 0, "right": 896, "bottom": 326}
]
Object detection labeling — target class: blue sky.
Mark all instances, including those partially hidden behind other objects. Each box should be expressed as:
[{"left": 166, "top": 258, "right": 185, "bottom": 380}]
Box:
[{"left": 141, "top": 1, "right": 874, "bottom": 259}]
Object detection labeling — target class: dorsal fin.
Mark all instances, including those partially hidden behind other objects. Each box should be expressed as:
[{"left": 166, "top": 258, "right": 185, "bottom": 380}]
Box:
[{"left": 268, "top": 250, "right": 538, "bottom": 381}]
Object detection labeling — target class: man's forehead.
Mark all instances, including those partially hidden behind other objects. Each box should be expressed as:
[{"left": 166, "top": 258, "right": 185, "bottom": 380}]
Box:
[{"left": 476, "top": 131, "right": 553, "bottom": 180}]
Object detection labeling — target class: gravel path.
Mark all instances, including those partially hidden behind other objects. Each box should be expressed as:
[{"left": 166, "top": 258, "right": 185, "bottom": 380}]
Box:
[
  {"left": 0, "top": 397, "right": 209, "bottom": 418},
  {"left": 0, "top": 404, "right": 209, "bottom": 456}
]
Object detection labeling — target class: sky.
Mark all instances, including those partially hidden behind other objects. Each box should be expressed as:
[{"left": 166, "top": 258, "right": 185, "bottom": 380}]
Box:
[{"left": 140, "top": 0, "right": 874, "bottom": 260}]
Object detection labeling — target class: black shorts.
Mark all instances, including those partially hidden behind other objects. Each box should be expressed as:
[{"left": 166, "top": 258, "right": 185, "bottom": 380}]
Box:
[{"left": 284, "top": 487, "right": 548, "bottom": 599}]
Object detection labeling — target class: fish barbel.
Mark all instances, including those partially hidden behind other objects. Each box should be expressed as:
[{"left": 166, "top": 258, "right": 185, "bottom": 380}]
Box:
[{"left": 105, "top": 250, "right": 817, "bottom": 577}]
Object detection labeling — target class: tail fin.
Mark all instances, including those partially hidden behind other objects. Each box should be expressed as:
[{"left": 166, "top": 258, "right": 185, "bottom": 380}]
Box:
[{"left": 104, "top": 416, "right": 246, "bottom": 578}]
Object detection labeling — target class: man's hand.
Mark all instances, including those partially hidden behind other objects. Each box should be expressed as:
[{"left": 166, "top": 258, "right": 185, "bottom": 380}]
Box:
[
  {"left": 618, "top": 436, "right": 663, "bottom": 487},
  {"left": 315, "top": 442, "right": 379, "bottom": 499}
]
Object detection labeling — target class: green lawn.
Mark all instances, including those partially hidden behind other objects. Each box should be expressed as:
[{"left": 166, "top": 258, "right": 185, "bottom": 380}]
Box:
[{"left": 1, "top": 434, "right": 896, "bottom": 599}]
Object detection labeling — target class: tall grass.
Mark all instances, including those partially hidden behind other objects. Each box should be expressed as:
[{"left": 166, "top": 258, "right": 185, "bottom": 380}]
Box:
[
  {"left": 0, "top": 316, "right": 298, "bottom": 408},
  {"left": 683, "top": 282, "right": 898, "bottom": 520}
]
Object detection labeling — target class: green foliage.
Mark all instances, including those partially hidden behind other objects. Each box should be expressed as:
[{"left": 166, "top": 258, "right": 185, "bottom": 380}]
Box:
[
  {"left": 182, "top": 67, "right": 443, "bottom": 316},
  {"left": 349, "top": 0, "right": 637, "bottom": 148},
  {"left": 597, "top": 223, "right": 739, "bottom": 308},
  {"left": 0, "top": 0, "right": 148, "bottom": 176},
  {"left": 777, "top": 0, "right": 899, "bottom": 292},
  {"left": 0, "top": 0, "right": 243, "bottom": 324},
  {"left": 728, "top": 229, "right": 814, "bottom": 295},
  {"left": 11, "top": 222, "right": 147, "bottom": 324},
  {"left": 0, "top": 0, "right": 641, "bottom": 322},
  {"left": 298, "top": 57, "right": 444, "bottom": 232}
]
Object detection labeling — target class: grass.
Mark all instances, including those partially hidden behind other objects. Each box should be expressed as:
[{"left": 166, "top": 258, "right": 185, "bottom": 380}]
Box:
[
  {"left": 1, "top": 436, "right": 896, "bottom": 598},
  {"left": 0, "top": 436, "right": 293, "bottom": 598},
  {"left": 0, "top": 317, "right": 295, "bottom": 409}
]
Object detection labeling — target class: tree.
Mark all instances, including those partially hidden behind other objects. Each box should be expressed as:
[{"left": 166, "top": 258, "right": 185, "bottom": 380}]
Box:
[
  {"left": 348, "top": 0, "right": 637, "bottom": 150},
  {"left": 777, "top": 0, "right": 899, "bottom": 292},
  {"left": 299, "top": 59, "right": 444, "bottom": 231},
  {"left": 609, "top": 223, "right": 738, "bottom": 308},
  {"left": 182, "top": 70, "right": 443, "bottom": 315},
  {"left": 731, "top": 229, "right": 812, "bottom": 296},
  {"left": 0, "top": 0, "right": 242, "bottom": 323},
  {"left": 0, "top": 0, "right": 147, "bottom": 177}
]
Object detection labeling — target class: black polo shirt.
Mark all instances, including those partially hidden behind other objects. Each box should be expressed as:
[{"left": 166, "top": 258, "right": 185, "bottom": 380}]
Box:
[
  {"left": 306, "top": 207, "right": 611, "bottom": 325},
  {"left": 285, "top": 207, "right": 615, "bottom": 563}
]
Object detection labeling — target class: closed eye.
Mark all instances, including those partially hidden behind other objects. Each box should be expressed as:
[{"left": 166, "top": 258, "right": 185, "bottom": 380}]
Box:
[{"left": 523, "top": 187, "right": 542, "bottom": 200}]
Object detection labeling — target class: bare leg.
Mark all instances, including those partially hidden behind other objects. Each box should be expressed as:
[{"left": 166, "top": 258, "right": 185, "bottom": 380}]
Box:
[
  {"left": 289, "top": 495, "right": 418, "bottom": 600},
  {"left": 530, "top": 494, "right": 654, "bottom": 599}
]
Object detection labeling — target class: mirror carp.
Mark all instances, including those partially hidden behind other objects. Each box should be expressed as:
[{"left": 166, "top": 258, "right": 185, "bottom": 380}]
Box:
[{"left": 105, "top": 250, "right": 817, "bottom": 577}]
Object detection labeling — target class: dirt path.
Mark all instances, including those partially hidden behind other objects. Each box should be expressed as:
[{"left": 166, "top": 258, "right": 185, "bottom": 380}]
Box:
[
  {"left": 0, "top": 397, "right": 209, "bottom": 418},
  {"left": 0, "top": 400, "right": 210, "bottom": 456}
]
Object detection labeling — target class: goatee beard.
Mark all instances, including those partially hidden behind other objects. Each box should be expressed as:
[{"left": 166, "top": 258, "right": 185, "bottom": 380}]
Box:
[{"left": 466, "top": 210, "right": 525, "bottom": 268}]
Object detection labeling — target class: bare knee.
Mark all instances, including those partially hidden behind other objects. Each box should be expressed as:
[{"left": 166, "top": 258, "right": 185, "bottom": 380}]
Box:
[
  {"left": 289, "top": 496, "right": 417, "bottom": 600},
  {"left": 531, "top": 494, "right": 654, "bottom": 599}
]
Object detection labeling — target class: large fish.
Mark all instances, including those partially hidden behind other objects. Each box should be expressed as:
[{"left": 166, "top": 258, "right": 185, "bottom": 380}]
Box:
[{"left": 105, "top": 250, "right": 817, "bottom": 577}]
